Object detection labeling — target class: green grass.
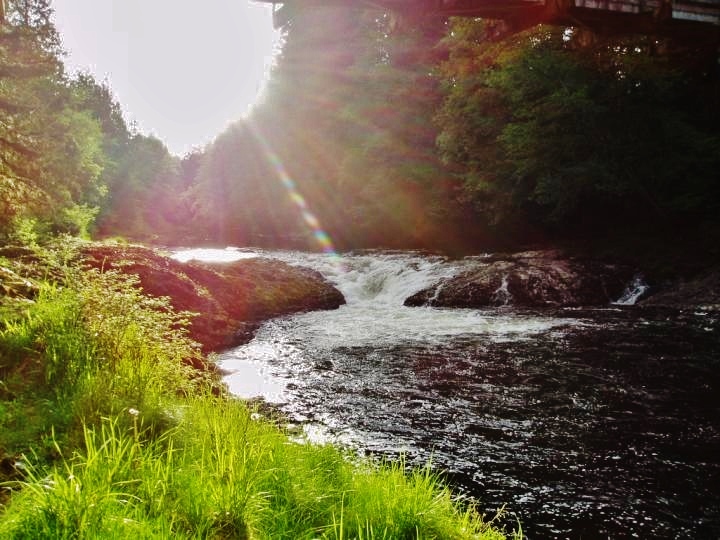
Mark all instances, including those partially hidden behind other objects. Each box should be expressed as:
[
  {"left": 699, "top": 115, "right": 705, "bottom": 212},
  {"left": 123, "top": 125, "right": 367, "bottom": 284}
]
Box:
[
  {"left": 2, "top": 400, "right": 516, "bottom": 539},
  {"left": 0, "top": 244, "right": 520, "bottom": 539}
]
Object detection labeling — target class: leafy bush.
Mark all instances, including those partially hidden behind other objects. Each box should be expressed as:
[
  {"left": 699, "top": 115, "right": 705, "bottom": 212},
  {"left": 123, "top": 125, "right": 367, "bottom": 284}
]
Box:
[
  {"left": 59, "top": 204, "right": 100, "bottom": 240},
  {"left": 0, "top": 263, "right": 201, "bottom": 448}
]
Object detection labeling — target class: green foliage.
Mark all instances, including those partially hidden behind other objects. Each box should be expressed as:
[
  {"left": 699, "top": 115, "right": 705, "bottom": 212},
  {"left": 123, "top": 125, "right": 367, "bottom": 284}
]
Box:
[
  {"left": 189, "top": 7, "right": 473, "bottom": 250},
  {"left": 3, "top": 0, "right": 719, "bottom": 253},
  {"left": 0, "top": 0, "right": 107, "bottom": 239},
  {"left": 69, "top": 73, "right": 130, "bottom": 145},
  {"left": 69, "top": 269, "right": 197, "bottom": 424},
  {"left": 154, "top": 8, "right": 719, "bottom": 252},
  {"left": 0, "top": 261, "right": 200, "bottom": 453},
  {"left": 59, "top": 204, "right": 100, "bottom": 239},
  {"left": 187, "top": 122, "right": 299, "bottom": 245},
  {"left": 333, "top": 17, "right": 463, "bottom": 247},
  {"left": 1, "top": 6, "right": 181, "bottom": 244},
  {"left": 436, "top": 22, "right": 720, "bottom": 235},
  {"left": 6, "top": 216, "right": 42, "bottom": 246},
  {"left": 95, "top": 133, "right": 188, "bottom": 242},
  {"left": 0, "top": 417, "right": 179, "bottom": 538}
]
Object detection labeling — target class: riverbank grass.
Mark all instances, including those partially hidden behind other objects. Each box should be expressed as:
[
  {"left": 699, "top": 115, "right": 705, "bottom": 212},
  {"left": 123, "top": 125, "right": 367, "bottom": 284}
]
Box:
[
  {"left": 3, "top": 399, "right": 512, "bottom": 539},
  {"left": 0, "top": 250, "right": 518, "bottom": 539}
]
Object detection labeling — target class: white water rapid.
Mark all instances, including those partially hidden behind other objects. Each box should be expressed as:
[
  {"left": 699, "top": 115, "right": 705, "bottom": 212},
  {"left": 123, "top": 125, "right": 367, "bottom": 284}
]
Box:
[
  {"left": 198, "top": 250, "right": 576, "bottom": 400},
  {"left": 613, "top": 274, "right": 650, "bottom": 305}
]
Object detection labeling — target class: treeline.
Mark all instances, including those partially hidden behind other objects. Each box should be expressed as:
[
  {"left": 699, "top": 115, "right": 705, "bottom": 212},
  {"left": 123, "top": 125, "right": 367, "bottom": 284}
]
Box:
[
  {"left": 185, "top": 11, "right": 720, "bottom": 253},
  {"left": 0, "top": 0, "right": 187, "bottom": 244},
  {"left": 2, "top": 1, "right": 719, "bottom": 254}
]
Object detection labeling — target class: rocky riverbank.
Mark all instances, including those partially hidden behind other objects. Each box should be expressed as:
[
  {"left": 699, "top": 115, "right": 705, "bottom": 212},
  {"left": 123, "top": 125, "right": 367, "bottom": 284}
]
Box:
[
  {"left": 79, "top": 245, "right": 345, "bottom": 352},
  {"left": 3, "top": 244, "right": 720, "bottom": 351},
  {"left": 402, "top": 250, "right": 720, "bottom": 312},
  {"left": 1, "top": 242, "right": 345, "bottom": 354},
  {"left": 639, "top": 270, "right": 720, "bottom": 311}
]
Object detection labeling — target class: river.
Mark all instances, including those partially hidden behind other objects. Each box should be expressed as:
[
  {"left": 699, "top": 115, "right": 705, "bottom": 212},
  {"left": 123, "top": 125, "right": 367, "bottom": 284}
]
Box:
[{"left": 177, "top": 248, "right": 720, "bottom": 539}]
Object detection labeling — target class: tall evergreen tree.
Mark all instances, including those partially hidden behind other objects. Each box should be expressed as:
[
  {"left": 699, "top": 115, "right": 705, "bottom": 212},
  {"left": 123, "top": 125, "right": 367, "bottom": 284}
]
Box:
[{"left": 0, "top": 0, "right": 105, "bottom": 237}]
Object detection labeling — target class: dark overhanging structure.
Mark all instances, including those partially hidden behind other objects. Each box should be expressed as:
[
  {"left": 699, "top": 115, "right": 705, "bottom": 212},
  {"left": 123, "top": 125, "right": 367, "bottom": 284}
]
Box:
[{"left": 254, "top": 0, "right": 720, "bottom": 42}]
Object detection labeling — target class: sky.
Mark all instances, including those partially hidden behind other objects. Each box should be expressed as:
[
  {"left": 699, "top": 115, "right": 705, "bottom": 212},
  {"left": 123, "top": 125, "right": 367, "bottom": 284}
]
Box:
[{"left": 52, "top": 0, "right": 280, "bottom": 156}]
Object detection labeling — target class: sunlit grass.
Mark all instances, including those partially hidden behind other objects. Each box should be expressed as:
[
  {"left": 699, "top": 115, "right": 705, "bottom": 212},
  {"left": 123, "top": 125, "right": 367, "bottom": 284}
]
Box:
[
  {"left": 2, "top": 400, "right": 517, "bottom": 539},
  {"left": 0, "top": 245, "right": 520, "bottom": 539}
]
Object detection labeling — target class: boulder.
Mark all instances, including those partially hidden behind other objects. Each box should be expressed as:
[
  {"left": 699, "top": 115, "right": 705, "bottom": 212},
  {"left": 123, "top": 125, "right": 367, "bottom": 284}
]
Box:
[
  {"left": 404, "top": 251, "right": 634, "bottom": 308},
  {"left": 80, "top": 245, "right": 345, "bottom": 352},
  {"left": 639, "top": 270, "right": 720, "bottom": 311}
]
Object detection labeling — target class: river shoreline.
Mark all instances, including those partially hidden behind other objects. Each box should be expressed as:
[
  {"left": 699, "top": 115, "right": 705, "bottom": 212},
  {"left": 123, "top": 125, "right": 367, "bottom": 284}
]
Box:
[
  {"left": 210, "top": 250, "right": 720, "bottom": 539},
  {"left": 2, "top": 241, "right": 514, "bottom": 539},
  {"left": 3, "top": 241, "right": 719, "bottom": 537}
]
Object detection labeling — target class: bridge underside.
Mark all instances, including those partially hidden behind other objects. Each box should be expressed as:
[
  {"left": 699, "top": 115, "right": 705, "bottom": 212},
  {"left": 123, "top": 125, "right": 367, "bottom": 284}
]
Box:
[{"left": 257, "top": 0, "right": 720, "bottom": 42}]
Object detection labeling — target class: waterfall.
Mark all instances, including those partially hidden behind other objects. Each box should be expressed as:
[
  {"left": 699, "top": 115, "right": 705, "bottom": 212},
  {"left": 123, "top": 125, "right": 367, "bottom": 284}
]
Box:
[
  {"left": 215, "top": 251, "right": 575, "bottom": 351},
  {"left": 613, "top": 274, "right": 650, "bottom": 305},
  {"left": 491, "top": 275, "right": 513, "bottom": 306},
  {"left": 272, "top": 251, "right": 461, "bottom": 307},
  {"left": 428, "top": 281, "right": 445, "bottom": 305}
]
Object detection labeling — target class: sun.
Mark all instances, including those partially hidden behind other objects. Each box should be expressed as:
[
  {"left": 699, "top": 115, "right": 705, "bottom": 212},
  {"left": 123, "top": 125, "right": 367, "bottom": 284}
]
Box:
[{"left": 52, "top": 0, "right": 280, "bottom": 156}]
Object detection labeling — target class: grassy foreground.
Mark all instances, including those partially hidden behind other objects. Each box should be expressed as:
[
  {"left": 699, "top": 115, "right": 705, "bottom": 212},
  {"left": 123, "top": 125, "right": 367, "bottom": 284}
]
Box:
[{"left": 0, "top": 246, "right": 519, "bottom": 539}]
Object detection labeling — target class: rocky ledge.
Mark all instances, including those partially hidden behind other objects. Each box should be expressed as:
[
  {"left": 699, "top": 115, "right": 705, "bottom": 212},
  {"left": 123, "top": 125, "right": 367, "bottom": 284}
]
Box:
[
  {"left": 80, "top": 245, "right": 345, "bottom": 352},
  {"left": 404, "top": 251, "right": 635, "bottom": 308}
]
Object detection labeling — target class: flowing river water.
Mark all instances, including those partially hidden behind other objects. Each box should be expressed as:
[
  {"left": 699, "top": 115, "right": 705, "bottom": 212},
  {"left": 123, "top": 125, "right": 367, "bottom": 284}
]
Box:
[{"left": 177, "top": 249, "right": 720, "bottom": 539}]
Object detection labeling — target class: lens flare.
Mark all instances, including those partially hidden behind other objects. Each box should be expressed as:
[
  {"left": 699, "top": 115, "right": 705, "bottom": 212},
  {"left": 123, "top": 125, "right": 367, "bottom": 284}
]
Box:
[{"left": 249, "top": 124, "right": 340, "bottom": 258}]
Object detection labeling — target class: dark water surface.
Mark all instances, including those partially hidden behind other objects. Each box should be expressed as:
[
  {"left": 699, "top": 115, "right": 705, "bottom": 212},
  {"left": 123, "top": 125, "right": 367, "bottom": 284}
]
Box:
[{"left": 205, "top": 251, "right": 720, "bottom": 539}]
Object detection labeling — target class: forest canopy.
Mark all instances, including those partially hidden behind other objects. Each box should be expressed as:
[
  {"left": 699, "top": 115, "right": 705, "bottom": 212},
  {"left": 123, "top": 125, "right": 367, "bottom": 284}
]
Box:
[{"left": 1, "top": 2, "right": 718, "bottom": 256}]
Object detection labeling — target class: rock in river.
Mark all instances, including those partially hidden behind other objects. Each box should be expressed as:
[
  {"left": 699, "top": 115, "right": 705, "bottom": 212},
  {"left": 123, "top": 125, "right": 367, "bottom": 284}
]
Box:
[
  {"left": 81, "top": 245, "right": 345, "bottom": 352},
  {"left": 404, "top": 250, "right": 634, "bottom": 308}
]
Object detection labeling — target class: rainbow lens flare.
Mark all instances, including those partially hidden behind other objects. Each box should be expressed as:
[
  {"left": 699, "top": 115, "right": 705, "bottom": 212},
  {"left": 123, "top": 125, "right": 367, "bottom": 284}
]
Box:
[{"left": 249, "top": 124, "right": 340, "bottom": 258}]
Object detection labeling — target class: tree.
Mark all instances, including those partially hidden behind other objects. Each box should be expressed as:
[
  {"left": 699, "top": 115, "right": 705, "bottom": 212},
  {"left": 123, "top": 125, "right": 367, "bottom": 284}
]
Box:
[
  {"left": 333, "top": 14, "right": 475, "bottom": 248},
  {"left": 94, "top": 134, "right": 184, "bottom": 241},
  {"left": 0, "top": 0, "right": 105, "bottom": 237},
  {"left": 436, "top": 20, "right": 720, "bottom": 238},
  {"left": 201, "top": 6, "right": 479, "bottom": 250},
  {"left": 187, "top": 121, "right": 302, "bottom": 246}
]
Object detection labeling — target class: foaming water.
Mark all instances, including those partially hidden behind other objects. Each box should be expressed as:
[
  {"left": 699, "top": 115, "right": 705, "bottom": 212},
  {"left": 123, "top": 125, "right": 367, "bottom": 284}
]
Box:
[
  {"left": 279, "top": 251, "right": 577, "bottom": 340},
  {"left": 215, "top": 250, "right": 720, "bottom": 539},
  {"left": 272, "top": 250, "right": 459, "bottom": 305},
  {"left": 613, "top": 274, "right": 650, "bottom": 305},
  {"left": 220, "top": 252, "right": 577, "bottom": 391}
]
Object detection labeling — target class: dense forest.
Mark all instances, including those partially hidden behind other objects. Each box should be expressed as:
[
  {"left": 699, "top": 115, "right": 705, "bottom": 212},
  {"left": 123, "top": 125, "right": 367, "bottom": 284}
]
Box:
[{"left": 2, "top": 0, "right": 719, "bottom": 264}]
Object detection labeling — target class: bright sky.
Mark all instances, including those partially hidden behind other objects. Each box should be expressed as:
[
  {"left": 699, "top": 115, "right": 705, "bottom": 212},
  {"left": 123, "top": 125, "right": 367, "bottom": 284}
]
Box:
[{"left": 52, "top": 0, "right": 280, "bottom": 156}]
